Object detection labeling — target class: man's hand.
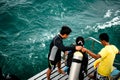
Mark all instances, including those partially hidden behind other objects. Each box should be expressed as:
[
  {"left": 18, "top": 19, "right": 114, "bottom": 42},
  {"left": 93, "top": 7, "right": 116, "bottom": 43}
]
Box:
[
  {"left": 64, "top": 51, "right": 69, "bottom": 55},
  {"left": 81, "top": 47, "right": 87, "bottom": 53},
  {"left": 118, "top": 51, "right": 120, "bottom": 54},
  {"left": 75, "top": 46, "right": 82, "bottom": 51}
]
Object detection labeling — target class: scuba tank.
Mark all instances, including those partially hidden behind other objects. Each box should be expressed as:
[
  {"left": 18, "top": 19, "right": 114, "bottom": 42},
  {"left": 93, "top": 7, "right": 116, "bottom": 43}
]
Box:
[{"left": 68, "top": 51, "right": 83, "bottom": 80}]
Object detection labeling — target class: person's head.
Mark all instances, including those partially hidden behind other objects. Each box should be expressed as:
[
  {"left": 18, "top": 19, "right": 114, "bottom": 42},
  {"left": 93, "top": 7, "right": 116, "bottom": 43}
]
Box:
[
  {"left": 60, "top": 26, "right": 72, "bottom": 39},
  {"left": 76, "top": 36, "right": 84, "bottom": 46},
  {"left": 99, "top": 33, "right": 109, "bottom": 45}
]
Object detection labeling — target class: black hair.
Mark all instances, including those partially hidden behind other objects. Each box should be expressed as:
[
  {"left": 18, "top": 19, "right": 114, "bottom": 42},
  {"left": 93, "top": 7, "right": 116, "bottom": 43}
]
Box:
[
  {"left": 76, "top": 36, "right": 84, "bottom": 46},
  {"left": 60, "top": 26, "right": 72, "bottom": 35},
  {"left": 99, "top": 33, "right": 109, "bottom": 42}
]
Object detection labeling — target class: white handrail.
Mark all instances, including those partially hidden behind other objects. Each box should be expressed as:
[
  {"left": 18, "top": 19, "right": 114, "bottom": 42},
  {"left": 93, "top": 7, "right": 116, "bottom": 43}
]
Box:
[{"left": 85, "top": 37, "right": 101, "bottom": 44}]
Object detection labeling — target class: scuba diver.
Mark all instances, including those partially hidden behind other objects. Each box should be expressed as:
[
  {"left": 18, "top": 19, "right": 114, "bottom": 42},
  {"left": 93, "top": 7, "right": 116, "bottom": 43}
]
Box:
[{"left": 63, "top": 36, "right": 88, "bottom": 80}]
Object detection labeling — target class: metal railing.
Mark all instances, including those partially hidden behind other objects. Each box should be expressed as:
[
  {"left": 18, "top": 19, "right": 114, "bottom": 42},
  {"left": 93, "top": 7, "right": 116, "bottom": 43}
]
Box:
[
  {"left": 85, "top": 37, "right": 101, "bottom": 51},
  {"left": 85, "top": 37, "right": 120, "bottom": 66}
]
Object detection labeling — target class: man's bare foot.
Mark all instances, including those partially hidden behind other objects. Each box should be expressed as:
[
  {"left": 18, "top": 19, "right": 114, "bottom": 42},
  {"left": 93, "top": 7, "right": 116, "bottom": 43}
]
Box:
[
  {"left": 88, "top": 74, "right": 96, "bottom": 79},
  {"left": 58, "top": 69, "right": 65, "bottom": 74}
]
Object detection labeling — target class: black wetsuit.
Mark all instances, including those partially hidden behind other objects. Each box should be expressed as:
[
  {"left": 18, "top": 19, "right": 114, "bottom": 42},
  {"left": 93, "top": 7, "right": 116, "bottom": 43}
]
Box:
[{"left": 48, "top": 34, "right": 75, "bottom": 69}]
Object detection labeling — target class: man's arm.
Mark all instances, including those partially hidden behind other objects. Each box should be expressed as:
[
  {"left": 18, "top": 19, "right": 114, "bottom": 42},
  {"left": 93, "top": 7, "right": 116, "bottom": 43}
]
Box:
[
  {"left": 56, "top": 39, "right": 82, "bottom": 51},
  {"left": 82, "top": 48, "right": 101, "bottom": 59}
]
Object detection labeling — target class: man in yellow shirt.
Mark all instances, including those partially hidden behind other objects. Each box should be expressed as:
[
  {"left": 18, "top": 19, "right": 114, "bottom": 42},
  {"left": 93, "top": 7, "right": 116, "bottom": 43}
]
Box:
[{"left": 82, "top": 33, "right": 119, "bottom": 79}]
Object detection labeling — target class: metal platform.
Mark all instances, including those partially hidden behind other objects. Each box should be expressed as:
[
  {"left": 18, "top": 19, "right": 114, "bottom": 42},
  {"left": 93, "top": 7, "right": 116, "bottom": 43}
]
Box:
[{"left": 28, "top": 56, "right": 95, "bottom": 80}]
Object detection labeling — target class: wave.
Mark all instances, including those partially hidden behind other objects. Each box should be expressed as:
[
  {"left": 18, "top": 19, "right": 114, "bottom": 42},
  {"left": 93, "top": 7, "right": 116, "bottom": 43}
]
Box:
[
  {"left": 98, "top": 16, "right": 120, "bottom": 29},
  {"left": 84, "top": 9, "right": 120, "bottom": 33},
  {"left": 97, "top": 9, "right": 120, "bottom": 30}
]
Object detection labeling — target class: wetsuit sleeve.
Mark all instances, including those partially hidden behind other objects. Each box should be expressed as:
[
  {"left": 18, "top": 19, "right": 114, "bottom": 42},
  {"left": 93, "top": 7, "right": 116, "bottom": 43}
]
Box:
[{"left": 55, "top": 39, "right": 75, "bottom": 52}]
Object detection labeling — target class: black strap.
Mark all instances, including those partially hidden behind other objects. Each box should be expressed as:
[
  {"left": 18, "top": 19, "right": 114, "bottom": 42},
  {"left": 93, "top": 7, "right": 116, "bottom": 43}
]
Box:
[{"left": 72, "top": 59, "right": 82, "bottom": 63}]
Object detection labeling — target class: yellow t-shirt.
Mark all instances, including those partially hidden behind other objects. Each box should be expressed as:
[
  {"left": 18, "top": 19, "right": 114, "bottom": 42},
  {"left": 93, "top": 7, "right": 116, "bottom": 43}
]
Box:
[{"left": 97, "top": 45, "right": 119, "bottom": 76}]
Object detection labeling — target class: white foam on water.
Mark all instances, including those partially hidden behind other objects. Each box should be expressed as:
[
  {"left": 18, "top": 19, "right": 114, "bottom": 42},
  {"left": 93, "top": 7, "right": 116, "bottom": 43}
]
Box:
[
  {"left": 114, "top": 10, "right": 120, "bottom": 16},
  {"left": 97, "top": 16, "right": 120, "bottom": 29},
  {"left": 104, "top": 9, "right": 113, "bottom": 18},
  {"left": 89, "top": 9, "right": 120, "bottom": 32}
]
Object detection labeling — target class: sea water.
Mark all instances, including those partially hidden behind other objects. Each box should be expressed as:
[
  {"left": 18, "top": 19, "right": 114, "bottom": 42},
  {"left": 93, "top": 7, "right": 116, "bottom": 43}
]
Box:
[{"left": 0, "top": 0, "right": 120, "bottom": 80}]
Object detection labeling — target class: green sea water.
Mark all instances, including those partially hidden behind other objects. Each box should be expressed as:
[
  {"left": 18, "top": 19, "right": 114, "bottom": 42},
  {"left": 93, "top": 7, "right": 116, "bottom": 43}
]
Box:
[{"left": 0, "top": 0, "right": 120, "bottom": 80}]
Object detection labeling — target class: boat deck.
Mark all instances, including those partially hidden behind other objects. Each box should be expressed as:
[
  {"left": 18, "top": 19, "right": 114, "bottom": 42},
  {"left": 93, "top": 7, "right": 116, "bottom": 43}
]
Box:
[{"left": 28, "top": 56, "right": 96, "bottom": 80}]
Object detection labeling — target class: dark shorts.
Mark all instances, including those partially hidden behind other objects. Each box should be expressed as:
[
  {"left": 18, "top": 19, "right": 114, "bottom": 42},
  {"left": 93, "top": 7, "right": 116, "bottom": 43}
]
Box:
[
  {"left": 97, "top": 73, "right": 109, "bottom": 80},
  {"left": 48, "top": 60, "right": 58, "bottom": 70}
]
